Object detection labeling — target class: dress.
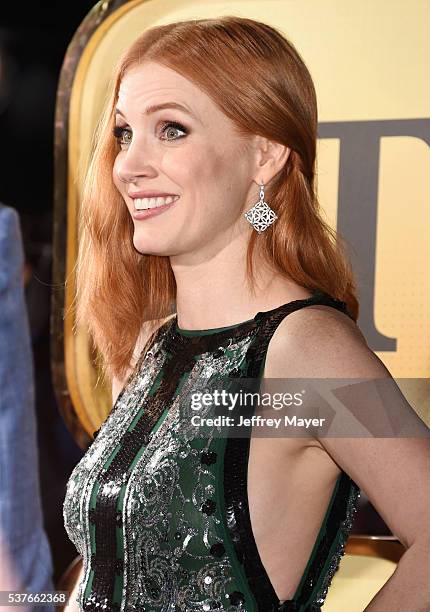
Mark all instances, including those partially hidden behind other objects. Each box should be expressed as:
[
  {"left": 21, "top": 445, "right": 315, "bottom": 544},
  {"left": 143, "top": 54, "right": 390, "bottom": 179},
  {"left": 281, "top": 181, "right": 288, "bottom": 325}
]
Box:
[{"left": 63, "top": 289, "right": 361, "bottom": 612}]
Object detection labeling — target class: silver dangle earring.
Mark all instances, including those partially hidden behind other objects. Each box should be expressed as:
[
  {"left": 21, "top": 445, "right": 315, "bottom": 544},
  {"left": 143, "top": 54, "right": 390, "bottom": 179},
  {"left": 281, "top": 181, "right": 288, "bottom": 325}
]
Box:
[{"left": 244, "top": 181, "right": 278, "bottom": 234}]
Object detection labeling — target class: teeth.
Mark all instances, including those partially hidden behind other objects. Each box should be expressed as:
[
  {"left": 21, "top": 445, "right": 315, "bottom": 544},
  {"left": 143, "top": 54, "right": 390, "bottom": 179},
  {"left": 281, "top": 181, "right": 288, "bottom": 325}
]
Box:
[{"left": 134, "top": 195, "right": 180, "bottom": 210}]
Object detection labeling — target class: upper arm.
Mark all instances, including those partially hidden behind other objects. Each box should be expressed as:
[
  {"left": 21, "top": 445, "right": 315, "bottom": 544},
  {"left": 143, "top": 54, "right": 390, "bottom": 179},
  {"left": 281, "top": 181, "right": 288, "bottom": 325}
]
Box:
[
  {"left": 64, "top": 562, "right": 84, "bottom": 612},
  {"left": 271, "top": 305, "right": 430, "bottom": 549}
]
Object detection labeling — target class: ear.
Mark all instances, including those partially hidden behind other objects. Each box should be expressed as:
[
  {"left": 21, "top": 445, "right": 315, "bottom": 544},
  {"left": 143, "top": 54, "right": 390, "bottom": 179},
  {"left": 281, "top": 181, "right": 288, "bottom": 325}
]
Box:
[{"left": 254, "top": 136, "right": 291, "bottom": 184}]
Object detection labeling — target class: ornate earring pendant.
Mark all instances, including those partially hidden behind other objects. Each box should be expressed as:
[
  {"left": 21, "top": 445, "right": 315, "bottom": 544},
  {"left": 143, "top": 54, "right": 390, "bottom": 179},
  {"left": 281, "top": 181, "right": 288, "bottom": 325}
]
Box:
[{"left": 244, "top": 182, "right": 278, "bottom": 234}]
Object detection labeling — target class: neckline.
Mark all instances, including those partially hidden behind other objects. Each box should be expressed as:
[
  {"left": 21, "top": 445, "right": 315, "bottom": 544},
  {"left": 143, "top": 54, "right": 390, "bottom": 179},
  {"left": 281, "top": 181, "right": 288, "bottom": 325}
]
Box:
[
  {"left": 174, "top": 315, "right": 255, "bottom": 336},
  {"left": 173, "top": 289, "right": 324, "bottom": 337},
  {"left": 162, "top": 289, "right": 348, "bottom": 358}
]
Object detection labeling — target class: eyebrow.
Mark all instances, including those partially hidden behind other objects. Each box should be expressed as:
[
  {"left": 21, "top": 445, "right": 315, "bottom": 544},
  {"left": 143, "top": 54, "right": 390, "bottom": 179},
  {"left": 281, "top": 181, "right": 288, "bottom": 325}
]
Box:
[{"left": 115, "top": 102, "right": 198, "bottom": 121}]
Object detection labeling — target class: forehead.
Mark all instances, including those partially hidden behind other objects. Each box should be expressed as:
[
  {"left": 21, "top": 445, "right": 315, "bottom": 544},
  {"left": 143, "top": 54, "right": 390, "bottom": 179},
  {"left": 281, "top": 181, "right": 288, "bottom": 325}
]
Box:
[
  {"left": 116, "top": 61, "right": 218, "bottom": 125},
  {"left": 118, "top": 61, "right": 196, "bottom": 96}
]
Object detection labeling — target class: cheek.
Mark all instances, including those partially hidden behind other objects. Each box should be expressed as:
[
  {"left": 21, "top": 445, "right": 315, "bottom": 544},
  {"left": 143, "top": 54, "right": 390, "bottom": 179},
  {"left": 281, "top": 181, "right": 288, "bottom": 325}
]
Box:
[
  {"left": 185, "top": 150, "right": 226, "bottom": 196},
  {"left": 198, "top": 151, "right": 238, "bottom": 206}
]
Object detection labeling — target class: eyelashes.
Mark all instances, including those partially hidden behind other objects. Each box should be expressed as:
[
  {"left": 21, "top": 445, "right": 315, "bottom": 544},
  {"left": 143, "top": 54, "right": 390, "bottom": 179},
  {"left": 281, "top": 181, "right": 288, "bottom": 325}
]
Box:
[
  {"left": 112, "top": 120, "right": 188, "bottom": 146},
  {"left": 112, "top": 125, "right": 132, "bottom": 146},
  {"left": 161, "top": 121, "right": 188, "bottom": 139}
]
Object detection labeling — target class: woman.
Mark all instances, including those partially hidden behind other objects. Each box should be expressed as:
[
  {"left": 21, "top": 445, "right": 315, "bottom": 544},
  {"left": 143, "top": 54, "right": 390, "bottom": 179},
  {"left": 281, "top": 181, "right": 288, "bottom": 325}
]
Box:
[{"left": 63, "top": 16, "right": 430, "bottom": 612}]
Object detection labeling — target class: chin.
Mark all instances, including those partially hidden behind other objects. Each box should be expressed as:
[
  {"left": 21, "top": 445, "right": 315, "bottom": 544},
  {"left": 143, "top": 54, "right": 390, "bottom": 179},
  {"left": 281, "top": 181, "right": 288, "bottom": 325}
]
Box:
[{"left": 132, "top": 234, "right": 171, "bottom": 257}]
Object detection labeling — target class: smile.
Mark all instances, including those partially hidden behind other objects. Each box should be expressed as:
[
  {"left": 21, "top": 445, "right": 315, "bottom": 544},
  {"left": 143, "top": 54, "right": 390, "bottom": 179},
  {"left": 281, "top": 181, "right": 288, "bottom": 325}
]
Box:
[{"left": 134, "top": 195, "right": 180, "bottom": 210}]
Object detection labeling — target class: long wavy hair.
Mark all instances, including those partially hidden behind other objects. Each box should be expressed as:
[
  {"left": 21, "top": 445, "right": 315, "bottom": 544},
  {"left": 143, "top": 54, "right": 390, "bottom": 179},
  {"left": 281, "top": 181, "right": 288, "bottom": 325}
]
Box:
[{"left": 74, "top": 15, "right": 359, "bottom": 383}]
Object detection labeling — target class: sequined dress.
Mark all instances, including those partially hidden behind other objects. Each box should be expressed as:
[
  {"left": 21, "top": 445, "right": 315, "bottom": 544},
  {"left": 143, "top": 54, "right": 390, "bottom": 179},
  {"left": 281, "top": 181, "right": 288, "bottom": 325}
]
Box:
[{"left": 63, "top": 290, "right": 360, "bottom": 612}]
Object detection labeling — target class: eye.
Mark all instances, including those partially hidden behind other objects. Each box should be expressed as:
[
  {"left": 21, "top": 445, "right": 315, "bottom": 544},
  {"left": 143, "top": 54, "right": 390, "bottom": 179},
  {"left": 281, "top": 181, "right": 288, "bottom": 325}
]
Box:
[
  {"left": 112, "top": 120, "right": 188, "bottom": 148},
  {"left": 113, "top": 125, "right": 132, "bottom": 147},
  {"left": 159, "top": 120, "right": 188, "bottom": 141}
]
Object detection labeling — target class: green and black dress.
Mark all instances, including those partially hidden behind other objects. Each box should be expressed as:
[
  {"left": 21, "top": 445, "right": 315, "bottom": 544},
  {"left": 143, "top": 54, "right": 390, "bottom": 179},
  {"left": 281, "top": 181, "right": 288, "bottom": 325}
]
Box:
[{"left": 63, "top": 289, "right": 360, "bottom": 611}]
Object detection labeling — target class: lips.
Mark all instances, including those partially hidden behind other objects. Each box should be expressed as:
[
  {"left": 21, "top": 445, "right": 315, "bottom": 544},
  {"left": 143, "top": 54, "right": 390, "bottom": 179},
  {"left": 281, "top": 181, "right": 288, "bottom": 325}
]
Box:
[
  {"left": 131, "top": 197, "right": 179, "bottom": 220},
  {"left": 129, "top": 191, "right": 179, "bottom": 199}
]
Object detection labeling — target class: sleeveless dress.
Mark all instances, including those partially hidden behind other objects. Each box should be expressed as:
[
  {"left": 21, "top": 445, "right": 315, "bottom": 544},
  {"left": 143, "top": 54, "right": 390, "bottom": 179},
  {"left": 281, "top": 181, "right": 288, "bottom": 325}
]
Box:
[{"left": 63, "top": 289, "right": 361, "bottom": 612}]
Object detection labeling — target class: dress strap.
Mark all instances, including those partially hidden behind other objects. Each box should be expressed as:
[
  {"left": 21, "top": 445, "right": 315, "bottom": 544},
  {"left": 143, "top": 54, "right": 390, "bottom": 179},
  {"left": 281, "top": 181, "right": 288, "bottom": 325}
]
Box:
[{"left": 245, "top": 290, "right": 351, "bottom": 380}]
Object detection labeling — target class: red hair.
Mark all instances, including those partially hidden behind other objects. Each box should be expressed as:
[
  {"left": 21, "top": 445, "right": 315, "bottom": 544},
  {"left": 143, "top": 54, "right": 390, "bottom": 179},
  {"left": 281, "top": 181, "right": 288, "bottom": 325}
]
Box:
[{"left": 74, "top": 15, "right": 359, "bottom": 383}]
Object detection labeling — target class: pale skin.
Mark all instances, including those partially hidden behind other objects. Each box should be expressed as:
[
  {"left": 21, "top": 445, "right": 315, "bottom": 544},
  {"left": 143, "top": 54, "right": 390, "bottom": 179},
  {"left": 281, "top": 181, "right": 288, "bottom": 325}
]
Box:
[{"left": 66, "top": 61, "right": 430, "bottom": 610}]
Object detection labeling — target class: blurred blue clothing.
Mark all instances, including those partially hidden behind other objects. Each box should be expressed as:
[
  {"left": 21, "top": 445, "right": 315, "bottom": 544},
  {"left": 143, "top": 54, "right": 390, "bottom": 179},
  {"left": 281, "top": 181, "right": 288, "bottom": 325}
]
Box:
[{"left": 0, "top": 204, "right": 54, "bottom": 611}]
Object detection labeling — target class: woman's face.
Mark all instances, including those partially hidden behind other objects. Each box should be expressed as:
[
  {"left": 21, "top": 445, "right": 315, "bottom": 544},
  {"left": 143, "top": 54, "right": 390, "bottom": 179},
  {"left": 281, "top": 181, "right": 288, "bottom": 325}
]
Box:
[{"left": 112, "top": 61, "right": 259, "bottom": 259}]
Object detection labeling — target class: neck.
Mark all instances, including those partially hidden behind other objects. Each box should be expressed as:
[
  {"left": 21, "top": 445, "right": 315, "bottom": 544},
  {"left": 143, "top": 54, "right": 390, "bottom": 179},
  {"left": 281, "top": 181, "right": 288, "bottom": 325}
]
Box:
[{"left": 170, "top": 238, "right": 311, "bottom": 330}]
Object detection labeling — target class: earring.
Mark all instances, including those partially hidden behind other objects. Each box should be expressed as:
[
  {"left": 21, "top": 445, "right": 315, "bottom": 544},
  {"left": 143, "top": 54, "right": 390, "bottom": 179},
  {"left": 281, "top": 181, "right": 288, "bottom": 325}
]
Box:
[{"left": 244, "top": 181, "right": 278, "bottom": 234}]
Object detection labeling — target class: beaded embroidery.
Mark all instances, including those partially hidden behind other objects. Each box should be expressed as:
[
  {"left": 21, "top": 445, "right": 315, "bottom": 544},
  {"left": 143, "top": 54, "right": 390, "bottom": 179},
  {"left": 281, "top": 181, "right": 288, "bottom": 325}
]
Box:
[{"left": 63, "top": 291, "right": 361, "bottom": 611}]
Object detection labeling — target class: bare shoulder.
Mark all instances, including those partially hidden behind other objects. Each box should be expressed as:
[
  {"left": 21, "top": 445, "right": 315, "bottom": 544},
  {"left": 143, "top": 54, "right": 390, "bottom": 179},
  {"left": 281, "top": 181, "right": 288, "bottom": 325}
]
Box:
[
  {"left": 111, "top": 314, "right": 175, "bottom": 404},
  {"left": 263, "top": 303, "right": 392, "bottom": 453},
  {"left": 133, "top": 314, "right": 175, "bottom": 360},
  {"left": 266, "top": 303, "right": 391, "bottom": 379}
]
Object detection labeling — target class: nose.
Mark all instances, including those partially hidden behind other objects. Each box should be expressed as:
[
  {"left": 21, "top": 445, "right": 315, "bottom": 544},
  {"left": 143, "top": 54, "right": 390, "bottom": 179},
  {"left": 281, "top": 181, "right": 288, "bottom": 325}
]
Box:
[{"left": 115, "top": 140, "right": 153, "bottom": 185}]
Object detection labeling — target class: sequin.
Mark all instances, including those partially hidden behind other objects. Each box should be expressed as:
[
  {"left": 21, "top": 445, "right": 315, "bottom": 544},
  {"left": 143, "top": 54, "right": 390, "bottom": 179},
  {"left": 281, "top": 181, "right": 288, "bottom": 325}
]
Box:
[
  {"left": 201, "top": 451, "right": 218, "bottom": 465},
  {"left": 210, "top": 542, "right": 226, "bottom": 557},
  {"left": 63, "top": 290, "right": 360, "bottom": 611},
  {"left": 228, "top": 591, "right": 245, "bottom": 606},
  {"left": 229, "top": 367, "right": 241, "bottom": 377},
  {"left": 201, "top": 499, "right": 217, "bottom": 515}
]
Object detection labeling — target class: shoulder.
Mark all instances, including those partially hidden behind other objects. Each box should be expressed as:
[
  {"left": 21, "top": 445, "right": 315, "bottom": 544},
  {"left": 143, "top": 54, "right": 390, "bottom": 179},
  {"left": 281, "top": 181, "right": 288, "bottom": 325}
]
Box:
[
  {"left": 267, "top": 304, "right": 390, "bottom": 379},
  {"left": 112, "top": 314, "right": 175, "bottom": 404},
  {"left": 133, "top": 314, "right": 175, "bottom": 358}
]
